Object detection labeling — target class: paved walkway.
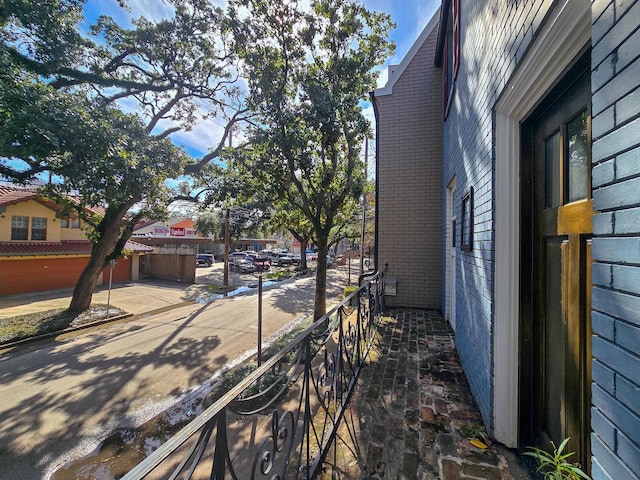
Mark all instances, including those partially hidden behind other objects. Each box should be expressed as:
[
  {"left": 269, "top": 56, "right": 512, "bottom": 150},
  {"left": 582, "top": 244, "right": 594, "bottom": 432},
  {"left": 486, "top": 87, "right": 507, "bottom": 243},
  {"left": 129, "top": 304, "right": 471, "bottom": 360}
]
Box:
[{"left": 322, "top": 308, "right": 539, "bottom": 480}]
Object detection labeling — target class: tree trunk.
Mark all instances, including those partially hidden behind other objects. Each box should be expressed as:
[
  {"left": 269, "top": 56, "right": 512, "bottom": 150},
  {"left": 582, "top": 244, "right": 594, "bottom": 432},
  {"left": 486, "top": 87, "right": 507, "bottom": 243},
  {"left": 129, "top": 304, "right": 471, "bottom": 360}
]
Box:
[
  {"left": 68, "top": 253, "right": 108, "bottom": 312},
  {"left": 67, "top": 201, "right": 136, "bottom": 312},
  {"left": 313, "top": 238, "right": 329, "bottom": 320},
  {"left": 300, "top": 239, "right": 308, "bottom": 270}
]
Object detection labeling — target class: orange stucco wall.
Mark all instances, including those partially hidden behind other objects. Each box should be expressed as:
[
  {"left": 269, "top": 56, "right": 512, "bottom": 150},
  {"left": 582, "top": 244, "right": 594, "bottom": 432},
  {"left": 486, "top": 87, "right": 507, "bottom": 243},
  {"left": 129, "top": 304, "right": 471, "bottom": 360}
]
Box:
[
  {"left": 0, "top": 199, "right": 87, "bottom": 243},
  {"left": 0, "top": 256, "right": 132, "bottom": 296}
]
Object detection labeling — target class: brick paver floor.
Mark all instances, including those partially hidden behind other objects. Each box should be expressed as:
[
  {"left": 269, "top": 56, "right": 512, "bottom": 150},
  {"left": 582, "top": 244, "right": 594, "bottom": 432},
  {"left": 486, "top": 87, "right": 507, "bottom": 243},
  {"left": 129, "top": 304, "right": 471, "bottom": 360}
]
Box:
[{"left": 320, "top": 308, "right": 539, "bottom": 479}]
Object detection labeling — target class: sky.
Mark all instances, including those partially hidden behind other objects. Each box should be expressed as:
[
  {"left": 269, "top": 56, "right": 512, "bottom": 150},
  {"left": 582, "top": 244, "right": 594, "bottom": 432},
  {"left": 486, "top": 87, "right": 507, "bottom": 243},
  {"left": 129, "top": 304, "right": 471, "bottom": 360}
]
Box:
[{"left": 83, "top": 0, "right": 441, "bottom": 160}]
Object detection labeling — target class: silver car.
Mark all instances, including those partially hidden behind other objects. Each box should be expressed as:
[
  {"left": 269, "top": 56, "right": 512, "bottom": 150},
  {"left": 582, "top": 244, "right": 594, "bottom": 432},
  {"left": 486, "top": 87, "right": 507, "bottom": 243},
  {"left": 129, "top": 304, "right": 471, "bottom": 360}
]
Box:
[{"left": 230, "top": 259, "right": 256, "bottom": 273}]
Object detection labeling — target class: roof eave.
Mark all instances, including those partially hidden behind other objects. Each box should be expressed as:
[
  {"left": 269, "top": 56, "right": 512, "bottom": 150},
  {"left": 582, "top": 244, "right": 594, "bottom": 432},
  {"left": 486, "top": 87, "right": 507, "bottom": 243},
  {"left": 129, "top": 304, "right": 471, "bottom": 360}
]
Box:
[{"left": 374, "top": 7, "right": 441, "bottom": 97}]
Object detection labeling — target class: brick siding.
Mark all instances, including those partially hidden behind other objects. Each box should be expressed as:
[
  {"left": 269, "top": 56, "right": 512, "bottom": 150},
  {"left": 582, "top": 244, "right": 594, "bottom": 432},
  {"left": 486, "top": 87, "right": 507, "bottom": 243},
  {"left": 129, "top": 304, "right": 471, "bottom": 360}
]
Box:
[
  {"left": 376, "top": 24, "right": 443, "bottom": 309},
  {"left": 440, "top": 0, "right": 556, "bottom": 429},
  {"left": 591, "top": 0, "right": 640, "bottom": 478},
  {"left": 0, "top": 256, "right": 131, "bottom": 295},
  {"left": 378, "top": 1, "right": 640, "bottom": 477}
]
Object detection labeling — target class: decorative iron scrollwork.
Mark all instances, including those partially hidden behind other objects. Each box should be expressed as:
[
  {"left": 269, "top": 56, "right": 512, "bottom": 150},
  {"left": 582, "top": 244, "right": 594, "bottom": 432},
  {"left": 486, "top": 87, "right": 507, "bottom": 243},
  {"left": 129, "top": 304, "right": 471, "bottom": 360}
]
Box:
[
  {"left": 121, "top": 268, "right": 387, "bottom": 480},
  {"left": 251, "top": 410, "right": 295, "bottom": 479}
]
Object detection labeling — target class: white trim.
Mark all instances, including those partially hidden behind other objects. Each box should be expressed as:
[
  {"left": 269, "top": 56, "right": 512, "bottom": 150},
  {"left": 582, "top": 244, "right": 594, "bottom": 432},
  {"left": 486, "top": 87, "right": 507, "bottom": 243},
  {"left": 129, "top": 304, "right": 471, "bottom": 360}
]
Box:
[
  {"left": 374, "top": 9, "right": 440, "bottom": 97},
  {"left": 446, "top": 178, "right": 457, "bottom": 330},
  {"left": 493, "top": 0, "right": 590, "bottom": 447}
]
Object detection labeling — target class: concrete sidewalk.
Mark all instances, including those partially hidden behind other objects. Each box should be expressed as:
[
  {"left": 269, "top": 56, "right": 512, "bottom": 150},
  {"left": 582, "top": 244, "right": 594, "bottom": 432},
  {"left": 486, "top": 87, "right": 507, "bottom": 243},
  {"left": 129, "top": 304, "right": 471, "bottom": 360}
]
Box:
[
  {"left": 0, "top": 261, "right": 307, "bottom": 319},
  {"left": 0, "top": 278, "right": 211, "bottom": 319}
]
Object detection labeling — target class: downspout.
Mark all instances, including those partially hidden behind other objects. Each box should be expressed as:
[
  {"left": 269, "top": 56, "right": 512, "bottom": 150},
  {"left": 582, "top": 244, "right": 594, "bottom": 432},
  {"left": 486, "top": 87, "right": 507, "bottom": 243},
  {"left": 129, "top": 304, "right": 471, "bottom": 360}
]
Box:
[{"left": 359, "top": 90, "right": 381, "bottom": 285}]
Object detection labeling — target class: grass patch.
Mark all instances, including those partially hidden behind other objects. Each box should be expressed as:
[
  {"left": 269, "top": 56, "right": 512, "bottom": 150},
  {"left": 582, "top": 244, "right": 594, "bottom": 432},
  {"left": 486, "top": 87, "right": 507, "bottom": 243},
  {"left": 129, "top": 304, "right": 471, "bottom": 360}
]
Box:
[
  {"left": 343, "top": 286, "right": 358, "bottom": 297},
  {"left": 205, "top": 284, "right": 236, "bottom": 294},
  {"left": 0, "top": 304, "right": 127, "bottom": 345},
  {"left": 264, "top": 270, "right": 295, "bottom": 281}
]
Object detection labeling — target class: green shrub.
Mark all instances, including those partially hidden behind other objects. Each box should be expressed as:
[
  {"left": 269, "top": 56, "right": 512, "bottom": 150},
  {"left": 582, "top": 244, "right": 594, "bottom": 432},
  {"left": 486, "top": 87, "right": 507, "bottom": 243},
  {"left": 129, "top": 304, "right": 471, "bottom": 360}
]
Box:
[
  {"left": 523, "top": 438, "right": 591, "bottom": 480},
  {"left": 343, "top": 286, "right": 357, "bottom": 298}
]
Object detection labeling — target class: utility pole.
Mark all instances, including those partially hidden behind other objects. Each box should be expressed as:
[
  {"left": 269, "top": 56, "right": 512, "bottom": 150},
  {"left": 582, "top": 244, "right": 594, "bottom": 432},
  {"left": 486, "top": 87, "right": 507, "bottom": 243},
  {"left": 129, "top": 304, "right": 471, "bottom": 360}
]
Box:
[
  {"left": 224, "top": 209, "right": 230, "bottom": 286},
  {"left": 224, "top": 129, "right": 233, "bottom": 287}
]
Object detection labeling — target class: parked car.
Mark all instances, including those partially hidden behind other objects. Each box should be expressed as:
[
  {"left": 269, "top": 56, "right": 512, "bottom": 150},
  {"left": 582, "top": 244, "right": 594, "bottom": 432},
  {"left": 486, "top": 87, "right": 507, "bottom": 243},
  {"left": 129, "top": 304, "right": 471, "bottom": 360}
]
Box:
[
  {"left": 196, "top": 254, "right": 214, "bottom": 267},
  {"left": 245, "top": 254, "right": 270, "bottom": 272},
  {"left": 230, "top": 259, "right": 256, "bottom": 273},
  {"left": 268, "top": 251, "right": 293, "bottom": 267},
  {"left": 229, "top": 252, "right": 247, "bottom": 262},
  {"left": 282, "top": 253, "right": 301, "bottom": 265},
  {"left": 306, "top": 252, "right": 318, "bottom": 261}
]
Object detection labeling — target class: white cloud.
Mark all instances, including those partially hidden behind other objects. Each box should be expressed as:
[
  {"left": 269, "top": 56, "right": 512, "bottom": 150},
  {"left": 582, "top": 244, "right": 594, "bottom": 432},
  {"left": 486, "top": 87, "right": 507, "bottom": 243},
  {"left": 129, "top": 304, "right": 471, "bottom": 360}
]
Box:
[
  {"left": 168, "top": 117, "right": 228, "bottom": 157},
  {"left": 126, "top": 0, "right": 175, "bottom": 20}
]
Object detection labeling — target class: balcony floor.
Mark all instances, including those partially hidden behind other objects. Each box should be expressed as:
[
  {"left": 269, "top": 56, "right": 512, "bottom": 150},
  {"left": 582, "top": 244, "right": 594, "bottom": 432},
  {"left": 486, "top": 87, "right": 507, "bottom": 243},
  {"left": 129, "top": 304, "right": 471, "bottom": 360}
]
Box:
[{"left": 321, "top": 308, "right": 539, "bottom": 479}]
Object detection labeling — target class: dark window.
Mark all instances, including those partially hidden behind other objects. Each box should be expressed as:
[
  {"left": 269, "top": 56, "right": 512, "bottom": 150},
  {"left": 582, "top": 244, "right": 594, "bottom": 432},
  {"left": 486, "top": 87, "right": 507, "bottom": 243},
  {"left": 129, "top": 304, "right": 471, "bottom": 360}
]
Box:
[
  {"left": 60, "top": 218, "right": 70, "bottom": 228},
  {"left": 460, "top": 187, "right": 473, "bottom": 251},
  {"left": 31, "top": 217, "right": 47, "bottom": 240},
  {"left": 71, "top": 218, "right": 80, "bottom": 228},
  {"left": 566, "top": 109, "right": 589, "bottom": 203},
  {"left": 544, "top": 131, "right": 561, "bottom": 209},
  {"left": 11, "top": 215, "right": 28, "bottom": 240},
  {"left": 451, "top": 219, "right": 457, "bottom": 247}
]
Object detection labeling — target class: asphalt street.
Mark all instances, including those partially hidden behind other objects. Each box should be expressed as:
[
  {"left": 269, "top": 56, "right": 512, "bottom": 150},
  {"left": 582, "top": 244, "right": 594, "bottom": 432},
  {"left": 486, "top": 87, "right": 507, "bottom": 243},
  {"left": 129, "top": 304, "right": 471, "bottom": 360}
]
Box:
[{"left": 0, "top": 265, "right": 353, "bottom": 480}]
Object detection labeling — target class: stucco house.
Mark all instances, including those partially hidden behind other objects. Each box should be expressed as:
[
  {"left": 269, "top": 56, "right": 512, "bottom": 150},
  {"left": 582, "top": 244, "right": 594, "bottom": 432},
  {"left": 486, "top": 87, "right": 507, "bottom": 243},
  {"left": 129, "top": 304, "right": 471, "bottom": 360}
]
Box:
[
  {"left": 374, "top": 1, "right": 640, "bottom": 478},
  {"left": 0, "top": 186, "right": 152, "bottom": 295}
]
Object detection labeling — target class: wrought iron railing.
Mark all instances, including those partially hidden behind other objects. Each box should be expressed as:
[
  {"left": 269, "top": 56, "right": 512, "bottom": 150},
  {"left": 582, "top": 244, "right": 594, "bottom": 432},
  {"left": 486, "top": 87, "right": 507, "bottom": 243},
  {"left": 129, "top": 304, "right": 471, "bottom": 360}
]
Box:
[{"left": 123, "top": 268, "right": 386, "bottom": 479}]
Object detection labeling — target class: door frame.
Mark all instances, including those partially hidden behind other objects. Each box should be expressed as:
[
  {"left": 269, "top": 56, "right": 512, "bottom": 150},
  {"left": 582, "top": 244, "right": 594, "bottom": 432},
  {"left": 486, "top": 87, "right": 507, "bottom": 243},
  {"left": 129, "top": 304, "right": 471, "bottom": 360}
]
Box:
[
  {"left": 493, "top": 0, "right": 590, "bottom": 447},
  {"left": 446, "top": 177, "right": 457, "bottom": 330}
]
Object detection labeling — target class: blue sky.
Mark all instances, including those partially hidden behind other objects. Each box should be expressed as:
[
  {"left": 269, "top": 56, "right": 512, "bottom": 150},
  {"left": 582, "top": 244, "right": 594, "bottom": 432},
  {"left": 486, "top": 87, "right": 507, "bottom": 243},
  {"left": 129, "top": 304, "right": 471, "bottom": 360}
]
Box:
[{"left": 83, "top": 0, "right": 441, "bottom": 159}]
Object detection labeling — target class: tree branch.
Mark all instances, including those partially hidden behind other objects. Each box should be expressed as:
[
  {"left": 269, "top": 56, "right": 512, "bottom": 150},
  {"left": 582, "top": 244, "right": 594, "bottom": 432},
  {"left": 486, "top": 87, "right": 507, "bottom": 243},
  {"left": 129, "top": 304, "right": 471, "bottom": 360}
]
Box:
[{"left": 184, "top": 109, "right": 251, "bottom": 174}]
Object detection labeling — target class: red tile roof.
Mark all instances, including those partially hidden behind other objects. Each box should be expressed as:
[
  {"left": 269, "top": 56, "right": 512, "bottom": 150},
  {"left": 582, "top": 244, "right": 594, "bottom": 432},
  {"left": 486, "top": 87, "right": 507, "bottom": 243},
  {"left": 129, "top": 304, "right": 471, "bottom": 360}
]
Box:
[
  {"left": 0, "top": 185, "right": 104, "bottom": 216},
  {"left": 133, "top": 219, "right": 158, "bottom": 231},
  {"left": 171, "top": 218, "right": 195, "bottom": 229},
  {"left": 0, "top": 187, "right": 39, "bottom": 206},
  {"left": 0, "top": 240, "right": 153, "bottom": 255}
]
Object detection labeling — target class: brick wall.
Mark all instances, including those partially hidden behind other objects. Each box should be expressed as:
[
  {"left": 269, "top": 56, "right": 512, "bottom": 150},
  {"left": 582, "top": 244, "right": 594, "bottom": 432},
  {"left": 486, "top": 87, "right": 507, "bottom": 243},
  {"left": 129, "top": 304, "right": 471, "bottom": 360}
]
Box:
[
  {"left": 0, "top": 256, "right": 133, "bottom": 295},
  {"left": 591, "top": 0, "right": 640, "bottom": 478},
  {"left": 375, "top": 23, "right": 443, "bottom": 309},
  {"left": 440, "top": 0, "right": 555, "bottom": 428}
]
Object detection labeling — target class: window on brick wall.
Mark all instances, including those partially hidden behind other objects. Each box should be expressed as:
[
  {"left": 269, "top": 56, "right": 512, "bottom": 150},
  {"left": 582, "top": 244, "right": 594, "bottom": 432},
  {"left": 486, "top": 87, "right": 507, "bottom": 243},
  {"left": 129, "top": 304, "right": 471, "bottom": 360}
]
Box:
[
  {"left": 460, "top": 187, "right": 473, "bottom": 251},
  {"left": 31, "top": 216, "right": 47, "bottom": 240},
  {"left": 11, "top": 215, "right": 28, "bottom": 240}
]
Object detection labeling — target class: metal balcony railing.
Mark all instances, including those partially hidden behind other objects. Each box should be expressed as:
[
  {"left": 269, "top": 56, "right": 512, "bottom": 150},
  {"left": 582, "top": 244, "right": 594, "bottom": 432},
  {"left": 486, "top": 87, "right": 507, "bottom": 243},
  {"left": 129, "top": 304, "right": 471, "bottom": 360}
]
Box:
[{"left": 123, "top": 268, "right": 386, "bottom": 480}]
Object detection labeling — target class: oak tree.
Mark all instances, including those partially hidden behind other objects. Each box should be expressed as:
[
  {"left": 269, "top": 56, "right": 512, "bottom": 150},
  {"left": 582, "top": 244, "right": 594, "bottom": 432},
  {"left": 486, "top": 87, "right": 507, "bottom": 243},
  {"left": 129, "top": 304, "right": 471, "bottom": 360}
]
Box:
[
  {"left": 226, "top": 0, "right": 394, "bottom": 317},
  {"left": 1, "top": 0, "right": 246, "bottom": 311}
]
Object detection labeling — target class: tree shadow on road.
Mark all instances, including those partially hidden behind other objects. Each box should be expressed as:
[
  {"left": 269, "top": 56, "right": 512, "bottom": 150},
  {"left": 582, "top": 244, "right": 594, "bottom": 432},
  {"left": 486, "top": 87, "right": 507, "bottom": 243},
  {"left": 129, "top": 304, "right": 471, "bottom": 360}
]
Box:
[{"left": 0, "top": 302, "right": 230, "bottom": 479}]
